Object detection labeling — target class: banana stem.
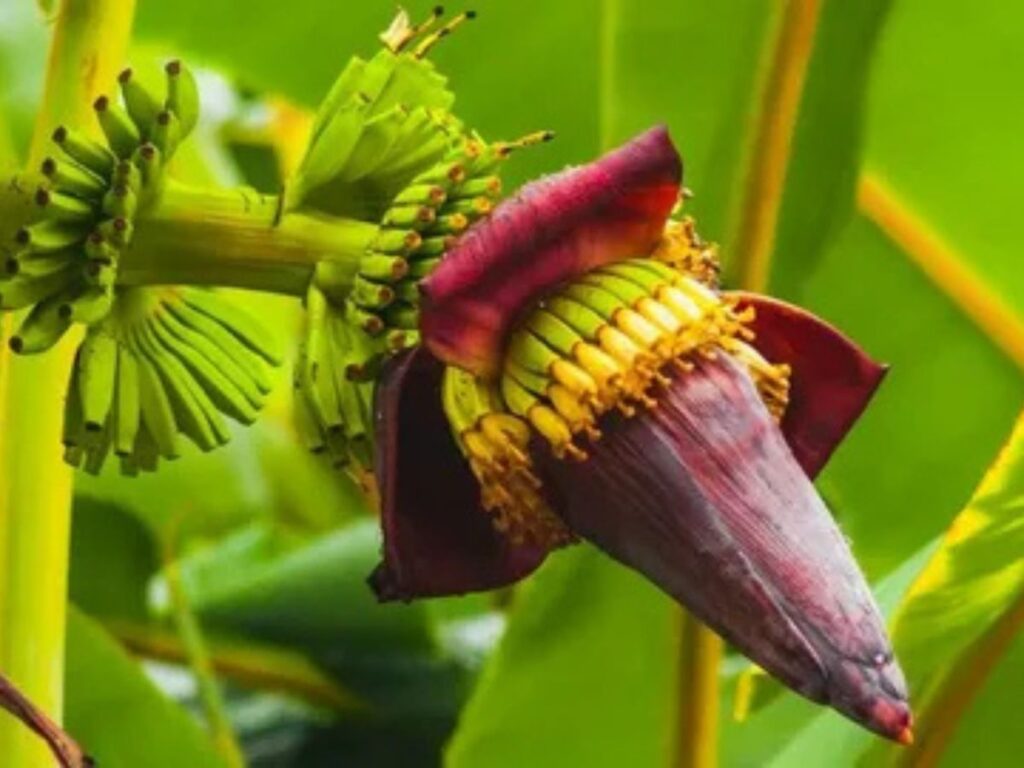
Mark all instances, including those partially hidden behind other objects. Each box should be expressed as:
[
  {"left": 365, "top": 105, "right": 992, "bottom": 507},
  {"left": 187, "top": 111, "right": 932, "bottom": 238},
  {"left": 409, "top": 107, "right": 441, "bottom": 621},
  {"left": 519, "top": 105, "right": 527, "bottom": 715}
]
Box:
[
  {"left": 108, "top": 619, "right": 363, "bottom": 713},
  {"left": 0, "top": 2, "right": 136, "bottom": 766},
  {"left": 163, "top": 554, "right": 246, "bottom": 768},
  {"left": 674, "top": 612, "right": 723, "bottom": 768},
  {"left": 122, "top": 181, "right": 378, "bottom": 295},
  {"left": 0, "top": 173, "right": 380, "bottom": 296}
]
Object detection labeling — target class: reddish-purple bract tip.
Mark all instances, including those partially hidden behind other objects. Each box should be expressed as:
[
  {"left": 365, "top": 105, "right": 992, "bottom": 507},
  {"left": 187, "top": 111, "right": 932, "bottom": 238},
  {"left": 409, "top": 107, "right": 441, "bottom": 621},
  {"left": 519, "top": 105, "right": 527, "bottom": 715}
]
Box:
[
  {"left": 421, "top": 125, "right": 682, "bottom": 377},
  {"left": 537, "top": 355, "right": 910, "bottom": 740},
  {"left": 732, "top": 292, "right": 888, "bottom": 478}
]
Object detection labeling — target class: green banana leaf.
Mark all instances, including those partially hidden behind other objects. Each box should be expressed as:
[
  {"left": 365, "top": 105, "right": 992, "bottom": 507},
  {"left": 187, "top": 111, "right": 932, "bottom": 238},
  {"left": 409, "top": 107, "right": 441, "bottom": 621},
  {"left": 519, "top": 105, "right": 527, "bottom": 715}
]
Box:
[
  {"left": 0, "top": 0, "right": 46, "bottom": 156},
  {"left": 445, "top": 545, "right": 679, "bottom": 768},
  {"left": 771, "top": 414, "right": 1024, "bottom": 767},
  {"left": 65, "top": 607, "right": 227, "bottom": 767},
  {"left": 173, "top": 518, "right": 434, "bottom": 656},
  {"left": 169, "top": 518, "right": 478, "bottom": 724}
]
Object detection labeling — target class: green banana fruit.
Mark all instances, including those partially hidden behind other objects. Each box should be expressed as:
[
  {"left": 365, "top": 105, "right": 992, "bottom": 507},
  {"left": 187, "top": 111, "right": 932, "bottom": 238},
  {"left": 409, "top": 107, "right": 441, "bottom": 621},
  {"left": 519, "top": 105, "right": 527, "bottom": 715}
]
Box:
[
  {"left": 114, "top": 346, "right": 141, "bottom": 455},
  {"left": 136, "top": 350, "right": 180, "bottom": 460},
  {"left": 133, "top": 323, "right": 224, "bottom": 451},
  {"left": 40, "top": 156, "right": 106, "bottom": 200},
  {"left": 180, "top": 289, "right": 284, "bottom": 365},
  {"left": 9, "top": 287, "right": 75, "bottom": 354},
  {"left": 147, "top": 314, "right": 258, "bottom": 425},
  {"left": 161, "top": 297, "right": 274, "bottom": 394},
  {"left": 77, "top": 327, "right": 118, "bottom": 434},
  {"left": 165, "top": 60, "right": 200, "bottom": 136},
  {"left": 153, "top": 305, "right": 264, "bottom": 408},
  {"left": 94, "top": 95, "right": 141, "bottom": 158},
  {"left": 52, "top": 125, "right": 116, "bottom": 177},
  {"left": 118, "top": 68, "right": 162, "bottom": 135}
]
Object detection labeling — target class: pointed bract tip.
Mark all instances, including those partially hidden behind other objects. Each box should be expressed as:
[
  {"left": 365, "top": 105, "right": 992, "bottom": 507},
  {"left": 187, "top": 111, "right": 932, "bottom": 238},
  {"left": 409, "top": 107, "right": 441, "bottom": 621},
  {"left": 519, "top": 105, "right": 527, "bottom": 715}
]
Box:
[{"left": 898, "top": 727, "right": 914, "bottom": 746}]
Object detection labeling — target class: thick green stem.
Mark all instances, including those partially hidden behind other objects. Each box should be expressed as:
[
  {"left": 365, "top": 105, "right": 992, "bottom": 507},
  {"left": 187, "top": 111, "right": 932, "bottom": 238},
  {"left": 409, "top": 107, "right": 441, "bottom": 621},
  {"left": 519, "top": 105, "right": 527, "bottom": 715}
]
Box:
[
  {"left": 0, "top": 172, "right": 381, "bottom": 296},
  {"left": 123, "top": 181, "right": 378, "bottom": 295},
  {"left": 0, "top": 2, "right": 135, "bottom": 766}
]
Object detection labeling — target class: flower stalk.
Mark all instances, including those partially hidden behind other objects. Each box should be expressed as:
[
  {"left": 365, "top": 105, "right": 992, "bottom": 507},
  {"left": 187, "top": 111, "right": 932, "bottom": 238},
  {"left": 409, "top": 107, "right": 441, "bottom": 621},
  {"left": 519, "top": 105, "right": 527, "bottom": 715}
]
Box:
[
  {"left": 0, "top": 1, "right": 136, "bottom": 766},
  {"left": 120, "top": 181, "right": 378, "bottom": 294},
  {"left": 0, "top": 177, "right": 378, "bottom": 297},
  {"left": 674, "top": 614, "right": 722, "bottom": 768},
  {"left": 163, "top": 546, "right": 245, "bottom": 768}
]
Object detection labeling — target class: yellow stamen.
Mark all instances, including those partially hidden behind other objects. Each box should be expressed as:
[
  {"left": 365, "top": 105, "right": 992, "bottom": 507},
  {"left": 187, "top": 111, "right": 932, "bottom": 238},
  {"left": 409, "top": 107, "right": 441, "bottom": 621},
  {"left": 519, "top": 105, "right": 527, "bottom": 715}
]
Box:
[
  {"left": 550, "top": 358, "right": 600, "bottom": 402},
  {"left": 476, "top": 256, "right": 790, "bottom": 549},
  {"left": 379, "top": 7, "right": 444, "bottom": 52},
  {"left": 572, "top": 342, "right": 623, "bottom": 396},
  {"left": 480, "top": 412, "right": 531, "bottom": 451},
  {"left": 657, "top": 285, "right": 703, "bottom": 323},
  {"left": 413, "top": 10, "right": 476, "bottom": 58},
  {"left": 637, "top": 297, "right": 683, "bottom": 334},
  {"left": 613, "top": 307, "right": 665, "bottom": 349},
  {"left": 597, "top": 325, "right": 648, "bottom": 368},
  {"left": 494, "top": 130, "right": 556, "bottom": 156},
  {"left": 524, "top": 404, "right": 584, "bottom": 462},
  {"left": 548, "top": 384, "right": 600, "bottom": 438}
]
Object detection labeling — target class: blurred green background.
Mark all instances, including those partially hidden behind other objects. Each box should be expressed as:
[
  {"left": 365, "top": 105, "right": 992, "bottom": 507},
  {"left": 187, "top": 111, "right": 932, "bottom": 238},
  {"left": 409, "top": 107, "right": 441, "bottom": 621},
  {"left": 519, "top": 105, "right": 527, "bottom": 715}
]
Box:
[{"left": 0, "top": 0, "right": 1022, "bottom": 766}]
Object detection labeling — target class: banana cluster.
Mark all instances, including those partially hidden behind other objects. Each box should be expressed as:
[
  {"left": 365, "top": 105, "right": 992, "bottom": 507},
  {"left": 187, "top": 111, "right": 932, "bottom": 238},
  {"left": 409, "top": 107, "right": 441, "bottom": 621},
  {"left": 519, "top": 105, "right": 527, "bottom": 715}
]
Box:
[
  {"left": 288, "top": 8, "right": 555, "bottom": 470},
  {"left": 442, "top": 364, "right": 576, "bottom": 548},
  {"left": 441, "top": 231, "right": 792, "bottom": 542},
  {"left": 293, "top": 283, "right": 376, "bottom": 471},
  {"left": 335, "top": 131, "right": 552, "bottom": 350},
  {"left": 63, "top": 287, "right": 282, "bottom": 475},
  {"left": 299, "top": 130, "right": 552, "bottom": 471},
  {"left": 1, "top": 61, "right": 199, "bottom": 350},
  {"left": 286, "top": 6, "right": 467, "bottom": 217},
  {"left": 499, "top": 257, "right": 791, "bottom": 458}
]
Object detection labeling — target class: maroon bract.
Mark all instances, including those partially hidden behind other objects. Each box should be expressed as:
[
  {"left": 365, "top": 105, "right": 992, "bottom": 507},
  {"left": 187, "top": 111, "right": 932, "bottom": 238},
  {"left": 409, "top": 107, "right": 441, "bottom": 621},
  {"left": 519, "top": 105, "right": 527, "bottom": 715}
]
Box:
[
  {"left": 421, "top": 126, "right": 681, "bottom": 377},
  {"left": 371, "top": 127, "right": 911, "bottom": 743},
  {"left": 729, "top": 293, "right": 888, "bottom": 477},
  {"left": 371, "top": 349, "right": 548, "bottom": 599},
  {"left": 537, "top": 354, "right": 909, "bottom": 742}
]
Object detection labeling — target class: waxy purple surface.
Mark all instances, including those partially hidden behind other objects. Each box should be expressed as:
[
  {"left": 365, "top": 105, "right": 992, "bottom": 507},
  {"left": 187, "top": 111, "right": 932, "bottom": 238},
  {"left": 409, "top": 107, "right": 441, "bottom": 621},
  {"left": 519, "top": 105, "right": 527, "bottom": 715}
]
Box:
[
  {"left": 538, "top": 355, "right": 910, "bottom": 741},
  {"left": 733, "top": 292, "right": 888, "bottom": 478},
  {"left": 370, "top": 348, "right": 548, "bottom": 601},
  {"left": 421, "top": 126, "right": 682, "bottom": 377}
]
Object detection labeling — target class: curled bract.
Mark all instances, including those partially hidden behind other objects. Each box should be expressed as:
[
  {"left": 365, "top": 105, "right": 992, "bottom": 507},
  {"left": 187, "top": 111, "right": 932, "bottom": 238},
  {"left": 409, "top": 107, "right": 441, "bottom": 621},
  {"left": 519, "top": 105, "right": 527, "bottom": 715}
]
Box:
[{"left": 420, "top": 125, "right": 682, "bottom": 377}]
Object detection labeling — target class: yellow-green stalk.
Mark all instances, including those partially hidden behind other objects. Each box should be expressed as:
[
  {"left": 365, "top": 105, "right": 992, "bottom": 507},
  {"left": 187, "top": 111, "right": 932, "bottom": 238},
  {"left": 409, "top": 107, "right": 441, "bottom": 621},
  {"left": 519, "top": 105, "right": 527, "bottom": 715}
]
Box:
[
  {"left": 0, "top": 2, "right": 136, "bottom": 765},
  {"left": 163, "top": 546, "right": 245, "bottom": 768}
]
